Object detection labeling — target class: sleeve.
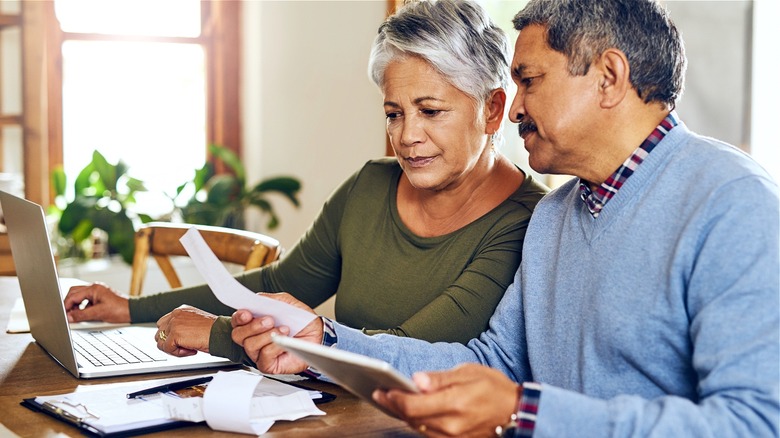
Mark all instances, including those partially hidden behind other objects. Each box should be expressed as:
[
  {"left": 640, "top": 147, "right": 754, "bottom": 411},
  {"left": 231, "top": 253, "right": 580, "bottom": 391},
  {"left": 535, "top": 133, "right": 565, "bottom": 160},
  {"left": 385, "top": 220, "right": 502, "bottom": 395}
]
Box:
[
  {"left": 362, "top": 216, "right": 528, "bottom": 344},
  {"left": 244, "top": 168, "right": 359, "bottom": 309},
  {"left": 130, "top": 168, "right": 360, "bottom": 363},
  {"left": 128, "top": 272, "right": 261, "bottom": 323},
  {"left": 335, "top": 270, "right": 532, "bottom": 383},
  {"left": 532, "top": 176, "right": 780, "bottom": 437},
  {"left": 208, "top": 316, "right": 256, "bottom": 365}
]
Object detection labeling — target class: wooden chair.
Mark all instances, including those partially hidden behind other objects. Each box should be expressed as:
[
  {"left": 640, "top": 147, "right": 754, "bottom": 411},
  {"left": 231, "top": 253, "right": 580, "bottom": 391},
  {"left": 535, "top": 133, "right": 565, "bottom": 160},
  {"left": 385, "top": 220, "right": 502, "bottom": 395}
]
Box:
[
  {"left": 0, "top": 228, "right": 15, "bottom": 276},
  {"left": 129, "top": 222, "right": 282, "bottom": 296}
]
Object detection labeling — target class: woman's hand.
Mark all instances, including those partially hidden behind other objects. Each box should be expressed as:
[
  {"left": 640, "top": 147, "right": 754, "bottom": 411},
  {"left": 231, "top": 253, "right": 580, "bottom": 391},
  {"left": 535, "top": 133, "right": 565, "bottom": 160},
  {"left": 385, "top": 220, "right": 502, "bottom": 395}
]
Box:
[
  {"left": 63, "top": 282, "right": 131, "bottom": 323},
  {"left": 155, "top": 305, "right": 217, "bottom": 357},
  {"left": 231, "top": 292, "right": 324, "bottom": 374},
  {"left": 373, "top": 363, "right": 519, "bottom": 437}
]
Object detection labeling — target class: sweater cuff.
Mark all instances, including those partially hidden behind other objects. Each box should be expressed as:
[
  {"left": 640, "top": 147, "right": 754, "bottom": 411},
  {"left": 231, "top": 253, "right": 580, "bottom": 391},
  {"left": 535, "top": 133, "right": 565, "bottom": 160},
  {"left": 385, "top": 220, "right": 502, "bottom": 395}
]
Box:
[
  {"left": 297, "top": 317, "right": 338, "bottom": 380},
  {"left": 127, "top": 297, "right": 143, "bottom": 323},
  {"left": 495, "top": 382, "right": 540, "bottom": 437},
  {"left": 517, "top": 382, "right": 542, "bottom": 436},
  {"left": 208, "top": 316, "right": 246, "bottom": 363},
  {"left": 531, "top": 384, "right": 610, "bottom": 436}
]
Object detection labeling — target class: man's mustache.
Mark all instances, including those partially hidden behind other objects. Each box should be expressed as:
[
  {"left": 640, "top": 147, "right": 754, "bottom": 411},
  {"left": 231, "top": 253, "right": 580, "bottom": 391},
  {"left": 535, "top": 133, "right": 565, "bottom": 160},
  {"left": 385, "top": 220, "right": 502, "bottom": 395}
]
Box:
[{"left": 518, "top": 118, "right": 537, "bottom": 137}]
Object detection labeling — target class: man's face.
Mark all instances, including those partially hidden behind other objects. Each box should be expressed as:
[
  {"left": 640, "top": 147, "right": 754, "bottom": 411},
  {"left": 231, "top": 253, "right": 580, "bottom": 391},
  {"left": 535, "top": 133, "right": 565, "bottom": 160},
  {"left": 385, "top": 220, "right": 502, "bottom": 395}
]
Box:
[{"left": 508, "top": 24, "right": 601, "bottom": 176}]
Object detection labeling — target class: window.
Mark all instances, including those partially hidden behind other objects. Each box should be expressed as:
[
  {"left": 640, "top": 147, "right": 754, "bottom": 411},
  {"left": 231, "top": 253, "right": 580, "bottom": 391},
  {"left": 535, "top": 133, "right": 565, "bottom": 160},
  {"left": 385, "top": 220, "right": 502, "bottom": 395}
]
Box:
[
  {"left": 61, "top": 40, "right": 206, "bottom": 215},
  {"left": 20, "top": 0, "right": 240, "bottom": 212}
]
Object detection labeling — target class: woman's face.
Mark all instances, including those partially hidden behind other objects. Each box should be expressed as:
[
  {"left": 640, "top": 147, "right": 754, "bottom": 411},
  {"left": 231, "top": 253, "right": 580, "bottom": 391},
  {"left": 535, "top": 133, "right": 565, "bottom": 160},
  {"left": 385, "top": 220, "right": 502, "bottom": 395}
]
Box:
[{"left": 383, "top": 57, "right": 492, "bottom": 192}]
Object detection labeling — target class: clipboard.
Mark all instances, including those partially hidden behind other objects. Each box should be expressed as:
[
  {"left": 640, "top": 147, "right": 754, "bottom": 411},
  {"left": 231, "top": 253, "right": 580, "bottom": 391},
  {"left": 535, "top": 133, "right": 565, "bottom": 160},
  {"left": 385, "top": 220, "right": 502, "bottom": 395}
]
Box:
[
  {"left": 20, "top": 396, "right": 192, "bottom": 437},
  {"left": 20, "top": 373, "right": 335, "bottom": 437}
]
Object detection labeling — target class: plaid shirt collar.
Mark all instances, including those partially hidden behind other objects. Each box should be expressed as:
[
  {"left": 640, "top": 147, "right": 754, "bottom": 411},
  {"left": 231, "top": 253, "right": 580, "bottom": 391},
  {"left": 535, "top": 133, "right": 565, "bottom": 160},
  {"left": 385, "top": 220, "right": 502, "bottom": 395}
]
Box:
[{"left": 579, "top": 112, "right": 680, "bottom": 218}]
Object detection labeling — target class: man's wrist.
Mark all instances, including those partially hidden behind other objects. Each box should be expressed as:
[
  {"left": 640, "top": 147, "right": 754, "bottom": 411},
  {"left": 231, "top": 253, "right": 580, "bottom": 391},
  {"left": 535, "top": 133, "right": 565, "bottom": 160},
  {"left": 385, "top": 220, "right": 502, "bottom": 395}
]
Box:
[
  {"left": 495, "top": 384, "right": 523, "bottom": 437},
  {"left": 321, "top": 316, "right": 338, "bottom": 347},
  {"left": 495, "top": 382, "right": 541, "bottom": 437},
  {"left": 298, "top": 317, "right": 338, "bottom": 379}
]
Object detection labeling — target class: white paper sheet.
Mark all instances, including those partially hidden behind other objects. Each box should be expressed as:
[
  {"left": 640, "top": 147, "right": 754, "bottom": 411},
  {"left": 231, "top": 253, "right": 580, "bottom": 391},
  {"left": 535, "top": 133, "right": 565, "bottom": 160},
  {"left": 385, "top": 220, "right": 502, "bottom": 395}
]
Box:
[
  {"left": 179, "top": 227, "right": 317, "bottom": 335},
  {"left": 164, "top": 370, "right": 324, "bottom": 435},
  {"left": 33, "top": 375, "right": 207, "bottom": 435}
]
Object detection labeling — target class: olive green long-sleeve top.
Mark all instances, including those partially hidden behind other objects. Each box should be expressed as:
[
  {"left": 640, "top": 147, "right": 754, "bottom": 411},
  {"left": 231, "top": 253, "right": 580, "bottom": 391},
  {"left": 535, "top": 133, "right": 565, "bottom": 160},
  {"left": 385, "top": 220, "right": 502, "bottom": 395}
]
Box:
[{"left": 129, "top": 159, "right": 548, "bottom": 363}]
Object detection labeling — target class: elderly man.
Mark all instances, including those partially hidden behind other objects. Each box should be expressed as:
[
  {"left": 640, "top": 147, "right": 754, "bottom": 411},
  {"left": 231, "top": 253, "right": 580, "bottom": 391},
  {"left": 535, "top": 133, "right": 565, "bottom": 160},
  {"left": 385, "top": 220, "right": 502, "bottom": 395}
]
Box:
[{"left": 230, "top": 0, "right": 779, "bottom": 436}]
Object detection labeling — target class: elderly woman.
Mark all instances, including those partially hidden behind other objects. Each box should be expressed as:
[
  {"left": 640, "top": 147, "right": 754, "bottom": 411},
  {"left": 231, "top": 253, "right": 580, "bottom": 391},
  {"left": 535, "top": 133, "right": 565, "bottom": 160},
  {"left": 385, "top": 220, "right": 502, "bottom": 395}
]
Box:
[{"left": 64, "top": 0, "right": 548, "bottom": 363}]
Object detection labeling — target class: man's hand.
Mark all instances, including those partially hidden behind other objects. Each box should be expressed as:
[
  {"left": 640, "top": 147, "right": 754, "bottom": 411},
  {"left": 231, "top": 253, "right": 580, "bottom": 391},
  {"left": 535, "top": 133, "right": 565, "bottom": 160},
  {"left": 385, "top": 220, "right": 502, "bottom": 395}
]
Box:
[
  {"left": 63, "top": 282, "right": 131, "bottom": 323},
  {"left": 155, "top": 305, "right": 217, "bottom": 357},
  {"left": 231, "top": 292, "right": 323, "bottom": 374},
  {"left": 373, "top": 363, "right": 519, "bottom": 437}
]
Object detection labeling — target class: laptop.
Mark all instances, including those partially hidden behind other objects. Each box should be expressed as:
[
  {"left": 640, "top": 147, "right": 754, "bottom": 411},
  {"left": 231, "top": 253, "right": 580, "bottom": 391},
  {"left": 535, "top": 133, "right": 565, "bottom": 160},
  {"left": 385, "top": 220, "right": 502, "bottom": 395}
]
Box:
[{"left": 0, "top": 190, "right": 235, "bottom": 378}]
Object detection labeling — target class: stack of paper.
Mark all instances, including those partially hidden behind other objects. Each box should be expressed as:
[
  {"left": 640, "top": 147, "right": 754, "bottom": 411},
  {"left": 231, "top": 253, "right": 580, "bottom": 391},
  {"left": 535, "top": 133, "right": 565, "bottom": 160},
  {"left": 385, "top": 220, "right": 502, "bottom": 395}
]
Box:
[
  {"left": 28, "top": 370, "right": 325, "bottom": 436},
  {"left": 165, "top": 370, "right": 325, "bottom": 435}
]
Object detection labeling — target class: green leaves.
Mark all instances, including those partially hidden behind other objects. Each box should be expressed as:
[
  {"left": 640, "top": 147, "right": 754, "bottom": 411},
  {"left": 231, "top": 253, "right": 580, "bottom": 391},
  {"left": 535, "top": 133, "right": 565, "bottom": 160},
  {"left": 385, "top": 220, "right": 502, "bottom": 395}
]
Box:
[
  {"left": 52, "top": 167, "right": 67, "bottom": 198},
  {"left": 51, "top": 150, "right": 147, "bottom": 265},
  {"left": 252, "top": 177, "right": 302, "bottom": 207},
  {"left": 51, "top": 145, "right": 302, "bottom": 266},
  {"left": 209, "top": 143, "right": 245, "bottom": 183},
  {"left": 177, "top": 144, "right": 301, "bottom": 230},
  {"left": 206, "top": 174, "right": 242, "bottom": 205}
]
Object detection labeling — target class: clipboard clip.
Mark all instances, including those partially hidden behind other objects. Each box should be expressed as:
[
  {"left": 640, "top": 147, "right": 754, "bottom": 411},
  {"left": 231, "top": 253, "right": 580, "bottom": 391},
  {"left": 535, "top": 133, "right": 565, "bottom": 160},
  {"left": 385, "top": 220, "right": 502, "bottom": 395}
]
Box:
[{"left": 41, "top": 399, "right": 100, "bottom": 426}]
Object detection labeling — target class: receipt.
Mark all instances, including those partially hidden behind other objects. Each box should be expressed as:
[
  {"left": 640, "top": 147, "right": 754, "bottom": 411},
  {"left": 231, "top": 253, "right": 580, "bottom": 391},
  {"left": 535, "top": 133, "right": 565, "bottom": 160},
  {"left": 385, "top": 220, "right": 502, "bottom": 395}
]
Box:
[
  {"left": 163, "top": 370, "right": 325, "bottom": 435},
  {"left": 179, "top": 228, "right": 317, "bottom": 335}
]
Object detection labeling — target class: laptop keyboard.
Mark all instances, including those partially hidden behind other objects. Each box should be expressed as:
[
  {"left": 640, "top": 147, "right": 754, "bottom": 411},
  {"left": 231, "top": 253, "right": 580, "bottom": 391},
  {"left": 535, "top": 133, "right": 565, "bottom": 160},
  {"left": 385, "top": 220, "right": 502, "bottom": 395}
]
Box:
[{"left": 73, "top": 329, "right": 169, "bottom": 367}]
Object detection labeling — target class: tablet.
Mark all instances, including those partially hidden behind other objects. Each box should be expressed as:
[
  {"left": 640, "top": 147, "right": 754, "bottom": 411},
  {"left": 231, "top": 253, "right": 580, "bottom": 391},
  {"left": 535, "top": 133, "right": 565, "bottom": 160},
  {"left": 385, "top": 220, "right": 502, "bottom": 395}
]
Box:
[{"left": 272, "top": 335, "right": 418, "bottom": 413}]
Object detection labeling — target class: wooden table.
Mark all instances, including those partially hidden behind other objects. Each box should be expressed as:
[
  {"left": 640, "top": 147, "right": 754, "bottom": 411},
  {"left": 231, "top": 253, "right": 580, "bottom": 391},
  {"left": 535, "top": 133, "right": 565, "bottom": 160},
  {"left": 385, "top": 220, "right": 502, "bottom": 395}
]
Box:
[{"left": 0, "top": 277, "right": 418, "bottom": 437}]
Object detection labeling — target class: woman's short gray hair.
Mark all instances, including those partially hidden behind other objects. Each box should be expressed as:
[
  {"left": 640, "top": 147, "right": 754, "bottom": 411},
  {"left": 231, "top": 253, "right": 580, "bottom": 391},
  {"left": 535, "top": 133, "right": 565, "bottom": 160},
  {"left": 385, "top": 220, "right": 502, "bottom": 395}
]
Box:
[{"left": 368, "top": 0, "right": 510, "bottom": 106}]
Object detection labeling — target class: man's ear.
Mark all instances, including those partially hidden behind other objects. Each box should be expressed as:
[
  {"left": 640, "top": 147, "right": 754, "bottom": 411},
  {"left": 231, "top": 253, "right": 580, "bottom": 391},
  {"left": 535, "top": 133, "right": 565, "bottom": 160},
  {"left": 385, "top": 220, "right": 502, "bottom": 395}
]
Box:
[
  {"left": 485, "top": 88, "right": 507, "bottom": 134},
  {"left": 596, "top": 48, "right": 630, "bottom": 108}
]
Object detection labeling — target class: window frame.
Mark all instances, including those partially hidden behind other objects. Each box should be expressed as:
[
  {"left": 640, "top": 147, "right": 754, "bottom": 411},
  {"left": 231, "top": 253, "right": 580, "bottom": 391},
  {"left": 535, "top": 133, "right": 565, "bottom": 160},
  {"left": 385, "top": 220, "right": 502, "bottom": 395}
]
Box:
[{"left": 21, "top": 0, "right": 241, "bottom": 206}]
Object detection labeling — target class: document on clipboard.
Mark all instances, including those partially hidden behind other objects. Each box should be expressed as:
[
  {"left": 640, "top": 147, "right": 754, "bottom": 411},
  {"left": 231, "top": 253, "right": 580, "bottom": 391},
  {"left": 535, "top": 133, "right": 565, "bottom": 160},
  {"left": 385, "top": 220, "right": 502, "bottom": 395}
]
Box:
[
  {"left": 21, "top": 371, "right": 335, "bottom": 437},
  {"left": 21, "top": 375, "right": 206, "bottom": 437}
]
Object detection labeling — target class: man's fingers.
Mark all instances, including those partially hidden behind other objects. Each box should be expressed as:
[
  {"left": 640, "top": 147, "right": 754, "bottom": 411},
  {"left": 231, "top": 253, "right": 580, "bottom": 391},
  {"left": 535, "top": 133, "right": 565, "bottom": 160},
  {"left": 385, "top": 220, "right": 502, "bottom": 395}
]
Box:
[
  {"left": 384, "top": 387, "right": 459, "bottom": 419},
  {"left": 241, "top": 327, "right": 284, "bottom": 358},
  {"left": 413, "top": 365, "right": 477, "bottom": 392},
  {"left": 232, "top": 316, "right": 274, "bottom": 344},
  {"left": 372, "top": 390, "right": 407, "bottom": 419}
]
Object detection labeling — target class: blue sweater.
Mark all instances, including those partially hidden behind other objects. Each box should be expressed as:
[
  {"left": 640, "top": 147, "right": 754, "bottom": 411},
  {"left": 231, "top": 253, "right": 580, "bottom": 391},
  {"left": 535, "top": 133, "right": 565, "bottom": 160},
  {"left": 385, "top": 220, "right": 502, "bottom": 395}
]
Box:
[{"left": 334, "top": 122, "right": 780, "bottom": 436}]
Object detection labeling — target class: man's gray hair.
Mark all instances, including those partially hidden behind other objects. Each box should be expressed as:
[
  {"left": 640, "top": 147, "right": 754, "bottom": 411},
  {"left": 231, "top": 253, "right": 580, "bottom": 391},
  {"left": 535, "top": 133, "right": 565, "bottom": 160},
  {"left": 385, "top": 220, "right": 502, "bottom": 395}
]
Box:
[{"left": 514, "top": 0, "right": 687, "bottom": 108}]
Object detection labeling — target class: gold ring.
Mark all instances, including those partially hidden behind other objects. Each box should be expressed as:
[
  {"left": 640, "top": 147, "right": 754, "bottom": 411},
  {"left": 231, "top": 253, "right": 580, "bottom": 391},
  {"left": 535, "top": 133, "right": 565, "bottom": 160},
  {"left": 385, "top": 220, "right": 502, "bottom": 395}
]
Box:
[
  {"left": 158, "top": 330, "right": 167, "bottom": 341},
  {"left": 418, "top": 424, "right": 427, "bottom": 433}
]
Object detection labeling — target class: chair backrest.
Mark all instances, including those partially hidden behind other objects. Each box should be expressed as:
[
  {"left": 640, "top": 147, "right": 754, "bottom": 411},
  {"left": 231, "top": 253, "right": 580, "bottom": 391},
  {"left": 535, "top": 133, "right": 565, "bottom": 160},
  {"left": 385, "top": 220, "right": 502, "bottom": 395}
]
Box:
[
  {"left": 0, "top": 229, "right": 15, "bottom": 275},
  {"left": 129, "top": 222, "right": 282, "bottom": 296}
]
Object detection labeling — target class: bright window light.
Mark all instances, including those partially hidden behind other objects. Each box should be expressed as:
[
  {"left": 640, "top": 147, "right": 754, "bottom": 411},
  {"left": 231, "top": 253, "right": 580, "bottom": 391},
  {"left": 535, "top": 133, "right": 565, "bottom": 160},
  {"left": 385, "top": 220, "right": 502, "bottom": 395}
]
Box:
[
  {"left": 55, "top": 0, "right": 201, "bottom": 37},
  {"left": 61, "top": 40, "right": 207, "bottom": 216}
]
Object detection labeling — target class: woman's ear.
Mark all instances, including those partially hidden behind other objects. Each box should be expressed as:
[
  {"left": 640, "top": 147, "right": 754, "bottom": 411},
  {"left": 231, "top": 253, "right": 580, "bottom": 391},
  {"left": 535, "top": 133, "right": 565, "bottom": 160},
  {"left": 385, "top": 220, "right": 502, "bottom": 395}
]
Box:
[
  {"left": 596, "top": 48, "right": 630, "bottom": 108},
  {"left": 485, "top": 88, "right": 507, "bottom": 134}
]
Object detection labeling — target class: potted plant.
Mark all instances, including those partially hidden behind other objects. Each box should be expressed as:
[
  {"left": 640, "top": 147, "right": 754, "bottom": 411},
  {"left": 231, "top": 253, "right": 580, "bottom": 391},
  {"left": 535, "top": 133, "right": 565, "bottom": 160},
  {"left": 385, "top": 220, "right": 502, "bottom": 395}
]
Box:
[
  {"left": 169, "top": 144, "right": 302, "bottom": 230},
  {"left": 50, "top": 150, "right": 152, "bottom": 264}
]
